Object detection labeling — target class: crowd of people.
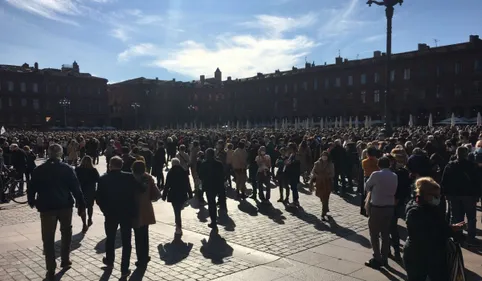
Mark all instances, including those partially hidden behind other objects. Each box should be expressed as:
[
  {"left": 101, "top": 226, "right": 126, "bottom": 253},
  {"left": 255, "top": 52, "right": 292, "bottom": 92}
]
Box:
[{"left": 0, "top": 124, "right": 481, "bottom": 281}]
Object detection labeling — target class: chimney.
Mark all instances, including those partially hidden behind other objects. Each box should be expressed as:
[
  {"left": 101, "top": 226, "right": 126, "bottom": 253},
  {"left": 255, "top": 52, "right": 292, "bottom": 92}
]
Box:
[
  {"left": 172, "top": 78, "right": 176, "bottom": 82},
  {"left": 34, "top": 62, "right": 39, "bottom": 70},
  {"left": 22, "top": 63, "right": 29, "bottom": 68},
  {"left": 275, "top": 69, "right": 280, "bottom": 74},
  {"left": 200, "top": 75, "right": 205, "bottom": 84},
  {"left": 470, "top": 35, "right": 480, "bottom": 43},
  {"left": 257, "top": 72, "right": 264, "bottom": 78},
  {"left": 227, "top": 76, "right": 232, "bottom": 81},
  {"left": 373, "top": 51, "right": 382, "bottom": 58},
  {"left": 292, "top": 66, "right": 298, "bottom": 71},
  {"left": 344, "top": 59, "right": 348, "bottom": 63},
  {"left": 417, "top": 43, "right": 429, "bottom": 51},
  {"left": 155, "top": 77, "right": 158, "bottom": 80},
  {"left": 335, "top": 57, "right": 343, "bottom": 65},
  {"left": 305, "top": 62, "right": 311, "bottom": 68}
]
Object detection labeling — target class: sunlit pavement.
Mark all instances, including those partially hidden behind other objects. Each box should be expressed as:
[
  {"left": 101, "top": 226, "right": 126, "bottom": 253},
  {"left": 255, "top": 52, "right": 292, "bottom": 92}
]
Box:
[{"left": 0, "top": 157, "right": 480, "bottom": 281}]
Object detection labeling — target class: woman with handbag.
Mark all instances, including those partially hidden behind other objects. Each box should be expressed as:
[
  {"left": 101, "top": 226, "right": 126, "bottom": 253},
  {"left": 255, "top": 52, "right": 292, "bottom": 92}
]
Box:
[
  {"left": 162, "top": 158, "right": 193, "bottom": 236},
  {"left": 131, "top": 160, "right": 161, "bottom": 268}
]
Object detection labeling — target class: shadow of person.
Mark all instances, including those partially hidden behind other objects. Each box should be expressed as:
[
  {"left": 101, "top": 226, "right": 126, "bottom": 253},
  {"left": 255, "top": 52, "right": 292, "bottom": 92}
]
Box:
[
  {"left": 158, "top": 239, "right": 193, "bottom": 265},
  {"left": 54, "top": 231, "right": 85, "bottom": 258},
  {"left": 465, "top": 268, "right": 482, "bottom": 280},
  {"left": 98, "top": 268, "right": 112, "bottom": 281},
  {"left": 237, "top": 200, "right": 258, "bottom": 216},
  {"left": 196, "top": 205, "right": 209, "bottom": 223},
  {"left": 94, "top": 229, "right": 121, "bottom": 254},
  {"left": 218, "top": 211, "right": 236, "bottom": 231},
  {"left": 256, "top": 202, "right": 286, "bottom": 225},
  {"left": 200, "top": 231, "right": 233, "bottom": 264},
  {"left": 326, "top": 215, "right": 371, "bottom": 248},
  {"left": 127, "top": 267, "right": 146, "bottom": 281}
]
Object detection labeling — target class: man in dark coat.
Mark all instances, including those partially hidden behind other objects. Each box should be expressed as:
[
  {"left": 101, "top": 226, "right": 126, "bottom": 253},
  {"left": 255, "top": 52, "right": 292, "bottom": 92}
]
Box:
[
  {"left": 199, "top": 148, "right": 226, "bottom": 230},
  {"left": 10, "top": 143, "right": 27, "bottom": 194},
  {"left": 120, "top": 146, "right": 136, "bottom": 173},
  {"left": 28, "top": 144, "right": 85, "bottom": 281},
  {"left": 153, "top": 142, "right": 167, "bottom": 189},
  {"left": 96, "top": 156, "right": 141, "bottom": 278},
  {"left": 329, "top": 139, "right": 347, "bottom": 193}
]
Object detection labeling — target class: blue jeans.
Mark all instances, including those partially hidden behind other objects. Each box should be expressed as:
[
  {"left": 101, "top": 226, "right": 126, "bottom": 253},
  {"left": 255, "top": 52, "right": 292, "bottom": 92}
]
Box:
[{"left": 448, "top": 196, "right": 477, "bottom": 239}]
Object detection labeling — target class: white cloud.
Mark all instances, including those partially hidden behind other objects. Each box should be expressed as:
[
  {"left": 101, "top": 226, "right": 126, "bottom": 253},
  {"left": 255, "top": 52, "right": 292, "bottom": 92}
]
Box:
[
  {"left": 5, "top": 0, "right": 82, "bottom": 25},
  {"left": 136, "top": 15, "right": 163, "bottom": 25},
  {"left": 242, "top": 14, "right": 317, "bottom": 37},
  {"left": 118, "top": 43, "right": 159, "bottom": 62},
  {"left": 319, "top": 0, "right": 370, "bottom": 38},
  {"left": 362, "top": 34, "right": 385, "bottom": 43},
  {"left": 111, "top": 27, "right": 130, "bottom": 42}
]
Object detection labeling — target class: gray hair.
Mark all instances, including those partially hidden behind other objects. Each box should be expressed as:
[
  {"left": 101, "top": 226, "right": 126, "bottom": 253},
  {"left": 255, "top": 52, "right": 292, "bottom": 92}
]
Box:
[
  {"left": 48, "top": 144, "right": 63, "bottom": 159},
  {"left": 171, "top": 158, "right": 180, "bottom": 167}
]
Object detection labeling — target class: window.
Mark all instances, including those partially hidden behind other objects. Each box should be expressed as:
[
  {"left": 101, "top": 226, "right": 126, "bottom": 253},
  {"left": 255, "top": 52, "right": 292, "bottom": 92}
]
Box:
[
  {"left": 284, "top": 84, "right": 288, "bottom": 93},
  {"left": 403, "top": 68, "right": 411, "bottom": 80},
  {"left": 0, "top": 98, "right": 2, "bottom": 109},
  {"left": 475, "top": 60, "right": 482, "bottom": 72},
  {"left": 56, "top": 85, "right": 60, "bottom": 93},
  {"left": 436, "top": 85, "right": 441, "bottom": 99},
  {"left": 374, "top": 73, "right": 380, "bottom": 83},
  {"left": 21, "top": 98, "right": 27, "bottom": 107},
  {"left": 293, "top": 83, "right": 298, "bottom": 93},
  {"left": 67, "top": 86, "right": 71, "bottom": 93},
  {"left": 335, "top": 77, "right": 341, "bottom": 87},
  {"left": 374, "top": 90, "right": 380, "bottom": 103},
  {"left": 274, "top": 85, "right": 278, "bottom": 94},
  {"left": 313, "top": 79, "right": 318, "bottom": 90},
  {"left": 455, "top": 62, "right": 461, "bottom": 74},
  {"left": 33, "top": 99, "right": 39, "bottom": 110},
  {"left": 8, "top": 81, "right": 14, "bottom": 92},
  {"left": 403, "top": 88, "right": 409, "bottom": 101},
  {"left": 98, "top": 104, "right": 102, "bottom": 113},
  {"left": 361, "top": 91, "right": 366, "bottom": 104},
  {"left": 292, "top": 98, "right": 297, "bottom": 111},
  {"left": 348, "top": 92, "right": 353, "bottom": 99},
  {"left": 390, "top": 70, "right": 395, "bottom": 81},
  {"left": 20, "top": 82, "right": 26, "bottom": 93},
  {"left": 303, "top": 81, "right": 307, "bottom": 91},
  {"left": 436, "top": 66, "right": 441, "bottom": 77},
  {"left": 97, "top": 88, "right": 101, "bottom": 95},
  {"left": 348, "top": 76, "right": 353, "bottom": 86},
  {"left": 266, "top": 86, "right": 270, "bottom": 93},
  {"left": 473, "top": 81, "right": 481, "bottom": 95},
  {"left": 274, "top": 101, "right": 278, "bottom": 112},
  {"left": 46, "top": 101, "right": 51, "bottom": 110},
  {"left": 33, "top": 83, "right": 38, "bottom": 93},
  {"left": 454, "top": 86, "right": 462, "bottom": 97},
  {"left": 361, "top": 74, "right": 366, "bottom": 85},
  {"left": 8, "top": 98, "right": 12, "bottom": 107},
  {"left": 420, "top": 89, "right": 426, "bottom": 99},
  {"left": 324, "top": 78, "right": 329, "bottom": 89}
]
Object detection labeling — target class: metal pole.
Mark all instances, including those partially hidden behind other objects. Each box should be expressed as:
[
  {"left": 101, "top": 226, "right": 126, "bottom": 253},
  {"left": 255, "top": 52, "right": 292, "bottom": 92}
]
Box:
[{"left": 385, "top": 6, "right": 394, "bottom": 134}]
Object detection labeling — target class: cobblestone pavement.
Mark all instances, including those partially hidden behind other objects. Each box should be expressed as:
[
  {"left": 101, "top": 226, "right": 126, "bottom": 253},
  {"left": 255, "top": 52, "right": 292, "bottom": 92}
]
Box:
[{"left": 0, "top": 157, "right": 480, "bottom": 281}]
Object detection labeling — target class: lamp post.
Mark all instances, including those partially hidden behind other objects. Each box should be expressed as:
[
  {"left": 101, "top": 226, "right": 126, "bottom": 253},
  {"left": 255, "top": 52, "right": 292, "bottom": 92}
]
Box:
[
  {"left": 58, "top": 98, "right": 71, "bottom": 127},
  {"left": 131, "top": 102, "right": 140, "bottom": 128},
  {"left": 367, "top": 0, "right": 402, "bottom": 136}
]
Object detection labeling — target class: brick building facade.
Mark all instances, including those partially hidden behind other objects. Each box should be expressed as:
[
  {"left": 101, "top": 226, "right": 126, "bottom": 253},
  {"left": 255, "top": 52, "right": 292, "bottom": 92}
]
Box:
[
  {"left": 0, "top": 61, "right": 108, "bottom": 129},
  {"left": 109, "top": 35, "right": 482, "bottom": 129}
]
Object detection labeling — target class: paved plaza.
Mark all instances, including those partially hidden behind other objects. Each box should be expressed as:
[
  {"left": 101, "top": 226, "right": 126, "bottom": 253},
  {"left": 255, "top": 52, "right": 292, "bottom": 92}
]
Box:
[{"left": 0, "top": 158, "right": 481, "bottom": 281}]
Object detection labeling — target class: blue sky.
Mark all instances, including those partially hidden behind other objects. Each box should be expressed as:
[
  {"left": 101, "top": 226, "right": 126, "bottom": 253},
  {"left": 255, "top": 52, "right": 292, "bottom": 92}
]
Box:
[{"left": 1, "top": 0, "right": 481, "bottom": 83}]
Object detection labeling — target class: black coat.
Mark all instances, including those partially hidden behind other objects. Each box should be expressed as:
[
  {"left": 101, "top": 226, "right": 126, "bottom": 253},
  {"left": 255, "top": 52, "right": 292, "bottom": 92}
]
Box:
[
  {"left": 403, "top": 199, "right": 451, "bottom": 280},
  {"left": 121, "top": 154, "right": 136, "bottom": 173},
  {"left": 96, "top": 170, "right": 140, "bottom": 219},
  {"left": 28, "top": 159, "right": 85, "bottom": 212},
  {"left": 199, "top": 159, "right": 225, "bottom": 192},
  {"left": 11, "top": 149, "right": 27, "bottom": 170},
  {"left": 163, "top": 165, "right": 192, "bottom": 204},
  {"left": 75, "top": 167, "right": 100, "bottom": 206},
  {"left": 441, "top": 159, "right": 480, "bottom": 197}
]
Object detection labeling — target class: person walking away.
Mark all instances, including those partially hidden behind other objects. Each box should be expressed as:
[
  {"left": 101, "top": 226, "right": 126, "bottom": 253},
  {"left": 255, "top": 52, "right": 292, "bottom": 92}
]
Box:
[
  {"left": 139, "top": 143, "right": 153, "bottom": 174},
  {"left": 329, "top": 140, "right": 346, "bottom": 194},
  {"left": 75, "top": 156, "right": 100, "bottom": 232},
  {"left": 163, "top": 158, "right": 193, "bottom": 236},
  {"left": 176, "top": 144, "right": 190, "bottom": 175},
  {"left": 254, "top": 146, "right": 271, "bottom": 203},
  {"left": 248, "top": 140, "right": 260, "bottom": 189},
  {"left": 266, "top": 136, "right": 278, "bottom": 179},
  {"left": 24, "top": 145, "right": 37, "bottom": 187},
  {"left": 96, "top": 156, "right": 141, "bottom": 278},
  {"left": 404, "top": 177, "right": 465, "bottom": 281},
  {"left": 199, "top": 148, "right": 226, "bottom": 230},
  {"left": 284, "top": 142, "right": 301, "bottom": 207},
  {"left": 195, "top": 151, "right": 206, "bottom": 202},
  {"left": 344, "top": 142, "right": 358, "bottom": 193},
  {"left": 311, "top": 151, "right": 334, "bottom": 220},
  {"left": 103, "top": 140, "right": 116, "bottom": 170},
  {"left": 121, "top": 146, "right": 136, "bottom": 173},
  {"left": 153, "top": 142, "right": 167, "bottom": 189},
  {"left": 441, "top": 146, "right": 480, "bottom": 246},
  {"left": 387, "top": 153, "right": 411, "bottom": 259},
  {"left": 232, "top": 141, "right": 248, "bottom": 199},
  {"left": 361, "top": 147, "right": 379, "bottom": 216},
  {"left": 67, "top": 140, "right": 79, "bottom": 166},
  {"left": 225, "top": 143, "right": 234, "bottom": 189},
  {"left": 364, "top": 157, "right": 398, "bottom": 269},
  {"left": 166, "top": 137, "right": 176, "bottom": 165},
  {"left": 276, "top": 147, "right": 290, "bottom": 203},
  {"left": 131, "top": 160, "right": 160, "bottom": 268},
  {"left": 298, "top": 140, "right": 313, "bottom": 185},
  {"left": 10, "top": 144, "right": 27, "bottom": 195},
  {"left": 27, "top": 144, "right": 86, "bottom": 281},
  {"left": 190, "top": 141, "right": 201, "bottom": 190}
]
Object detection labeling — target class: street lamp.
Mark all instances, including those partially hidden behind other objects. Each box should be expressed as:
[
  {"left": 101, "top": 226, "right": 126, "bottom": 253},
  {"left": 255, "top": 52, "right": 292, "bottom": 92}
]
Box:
[
  {"left": 58, "top": 98, "right": 71, "bottom": 127},
  {"left": 367, "top": 0, "right": 403, "bottom": 136},
  {"left": 131, "top": 102, "right": 140, "bottom": 128}
]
